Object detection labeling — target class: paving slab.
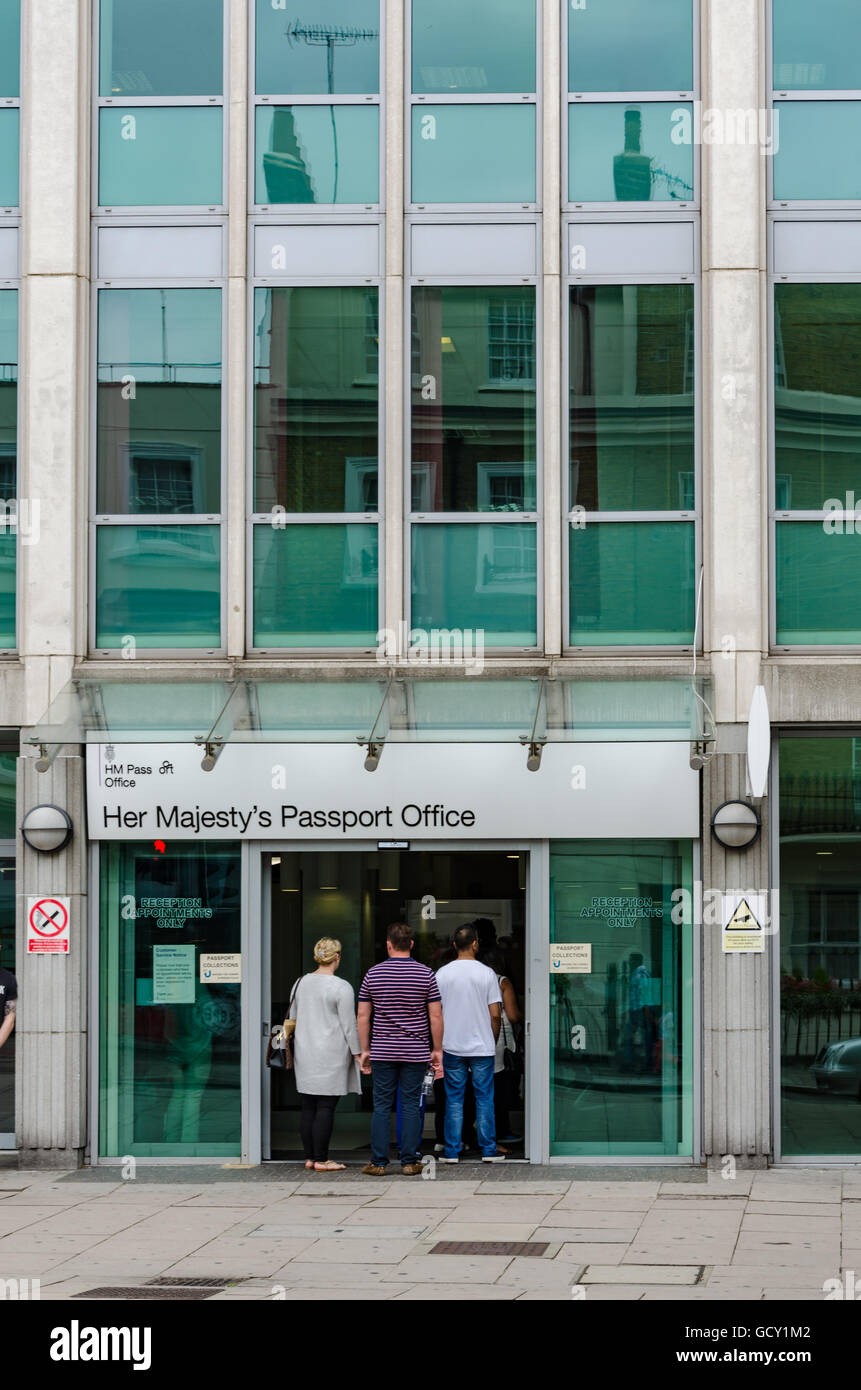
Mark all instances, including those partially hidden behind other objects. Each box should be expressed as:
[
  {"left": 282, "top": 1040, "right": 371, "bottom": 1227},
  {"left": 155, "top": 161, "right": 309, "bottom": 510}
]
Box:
[
  {"left": 274, "top": 1237, "right": 420, "bottom": 1264},
  {"left": 272, "top": 1285, "right": 410, "bottom": 1300},
  {"left": 443, "top": 1199, "right": 558, "bottom": 1224},
  {"left": 474, "top": 1181, "right": 572, "bottom": 1195},
  {"left": 537, "top": 1207, "right": 645, "bottom": 1229},
  {"left": 342, "top": 1207, "right": 453, "bottom": 1227},
  {"left": 427, "top": 1221, "right": 542, "bottom": 1241},
  {"left": 497, "top": 1257, "right": 587, "bottom": 1289},
  {"left": 534, "top": 1226, "right": 636, "bottom": 1244},
  {"left": 659, "top": 1174, "right": 755, "bottom": 1196},
  {"left": 393, "top": 1283, "right": 520, "bottom": 1300},
  {"left": 582, "top": 1263, "right": 702, "bottom": 1285},
  {"left": 252, "top": 1222, "right": 430, "bottom": 1241},
  {"left": 743, "top": 1213, "right": 841, "bottom": 1234},
  {"left": 556, "top": 1243, "right": 630, "bottom": 1264},
  {"left": 747, "top": 1201, "right": 842, "bottom": 1217},
  {"left": 707, "top": 1264, "right": 837, "bottom": 1288}
]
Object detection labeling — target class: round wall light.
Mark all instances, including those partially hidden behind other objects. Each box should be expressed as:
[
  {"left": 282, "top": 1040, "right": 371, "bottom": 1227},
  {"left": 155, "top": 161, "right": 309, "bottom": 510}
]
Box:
[
  {"left": 21, "top": 805, "right": 73, "bottom": 854},
  {"left": 710, "top": 800, "right": 761, "bottom": 851}
]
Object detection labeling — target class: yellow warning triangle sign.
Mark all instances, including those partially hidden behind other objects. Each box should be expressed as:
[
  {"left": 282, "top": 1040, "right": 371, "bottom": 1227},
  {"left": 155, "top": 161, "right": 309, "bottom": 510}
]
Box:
[{"left": 726, "top": 897, "right": 761, "bottom": 931}]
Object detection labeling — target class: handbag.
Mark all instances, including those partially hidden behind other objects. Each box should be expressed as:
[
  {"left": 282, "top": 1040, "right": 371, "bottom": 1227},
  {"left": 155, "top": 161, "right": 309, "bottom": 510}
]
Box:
[{"left": 265, "top": 977, "right": 302, "bottom": 1071}]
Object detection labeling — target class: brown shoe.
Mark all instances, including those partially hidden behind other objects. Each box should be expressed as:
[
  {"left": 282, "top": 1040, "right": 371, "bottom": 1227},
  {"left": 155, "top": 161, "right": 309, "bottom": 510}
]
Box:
[
  {"left": 401, "top": 1163, "right": 423, "bottom": 1176},
  {"left": 361, "top": 1162, "right": 387, "bottom": 1176}
]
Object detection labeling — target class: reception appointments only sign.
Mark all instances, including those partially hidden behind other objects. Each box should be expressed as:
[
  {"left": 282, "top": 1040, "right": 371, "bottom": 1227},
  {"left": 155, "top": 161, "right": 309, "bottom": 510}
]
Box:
[{"left": 86, "top": 741, "right": 698, "bottom": 841}]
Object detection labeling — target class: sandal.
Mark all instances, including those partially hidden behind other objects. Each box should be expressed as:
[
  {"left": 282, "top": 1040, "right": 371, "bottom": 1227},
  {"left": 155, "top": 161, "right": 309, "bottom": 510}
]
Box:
[
  {"left": 313, "top": 1160, "right": 346, "bottom": 1172},
  {"left": 304, "top": 1160, "right": 314, "bottom": 1170}
]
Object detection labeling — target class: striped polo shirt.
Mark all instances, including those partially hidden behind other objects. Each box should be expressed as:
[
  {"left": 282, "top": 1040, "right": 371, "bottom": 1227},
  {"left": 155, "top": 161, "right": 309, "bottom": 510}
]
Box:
[{"left": 358, "top": 957, "right": 441, "bottom": 1062}]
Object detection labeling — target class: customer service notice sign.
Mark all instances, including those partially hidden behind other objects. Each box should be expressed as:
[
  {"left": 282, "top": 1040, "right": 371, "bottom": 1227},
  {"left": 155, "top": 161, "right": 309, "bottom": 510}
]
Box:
[{"left": 86, "top": 742, "right": 698, "bottom": 841}]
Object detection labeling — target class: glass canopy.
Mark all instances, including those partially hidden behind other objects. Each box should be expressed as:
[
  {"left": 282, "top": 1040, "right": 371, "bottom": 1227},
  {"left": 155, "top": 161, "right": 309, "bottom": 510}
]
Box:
[{"left": 27, "top": 675, "right": 713, "bottom": 746}]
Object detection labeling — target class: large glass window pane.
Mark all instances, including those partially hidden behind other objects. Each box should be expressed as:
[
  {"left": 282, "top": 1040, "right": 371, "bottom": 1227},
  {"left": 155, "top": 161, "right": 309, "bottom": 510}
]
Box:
[
  {"left": 412, "top": 287, "right": 537, "bottom": 511},
  {"left": 0, "top": 293, "right": 16, "bottom": 649},
  {"left": 569, "top": 103, "right": 694, "bottom": 203},
  {"left": 412, "top": 0, "right": 536, "bottom": 95},
  {"left": 0, "top": 753, "right": 15, "bottom": 839},
  {"left": 96, "top": 524, "right": 221, "bottom": 649},
  {"left": 550, "top": 839, "right": 693, "bottom": 1156},
  {"left": 779, "top": 736, "right": 861, "bottom": 1156},
  {"left": 570, "top": 285, "right": 694, "bottom": 510},
  {"left": 411, "top": 522, "right": 537, "bottom": 645},
  {"left": 775, "top": 285, "right": 861, "bottom": 508},
  {"left": 411, "top": 105, "right": 535, "bottom": 204},
  {"left": 99, "top": 107, "right": 222, "bottom": 207},
  {"left": 99, "top": 0, "right": 222, "bottom": 96},
  {"left": 0, "top": 110, "right": 19, "bottom": 207},
  {"left": 0, "top": 0, "right": 20, "bottom": 97},
  {"left": 253, "top": 524, "right": 379, "bottom": 647},
  {"left": 773, "top": 102, "right": 861, "bottom": 201},
  {"left": 570, "top": 522, "right": 695, "bottom": 645},
  {"left": 255, "top": 0, "right": 380, "bottom": 95},
  {"left": 774, "top": 0, "right": 861, "bottom": 90},
  {"left": 569, "top": 0, "right": 692, "bottom": 92},
  {"left": 97, "top": 289, "right": 221, "bottom": 515},
  {"left": 254, "top": 287, "right": 378, "bottom": 513},
  {"left": 99, "top": 841, "right": 241, "bottom": 1157},
  {"left": 0, "top": 852, "right": 14, "bottom": 1143},
  {"left": 255, "top": 105, "right": 379, "bottom": 205},
  {"left": 0, "top": 536, "right": 14, "bottom": 649},
  {"left": 776, "top": 523, "right": 861, "bottom": 644}
]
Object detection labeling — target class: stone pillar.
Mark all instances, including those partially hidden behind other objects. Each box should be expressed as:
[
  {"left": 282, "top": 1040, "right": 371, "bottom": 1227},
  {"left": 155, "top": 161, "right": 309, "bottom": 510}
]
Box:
[
  {"left": 16, "top": 750, "right": 88, "bottom": 1167},
  {"left": 701, "top": 749, "right": 771, "bottom": 1161}
]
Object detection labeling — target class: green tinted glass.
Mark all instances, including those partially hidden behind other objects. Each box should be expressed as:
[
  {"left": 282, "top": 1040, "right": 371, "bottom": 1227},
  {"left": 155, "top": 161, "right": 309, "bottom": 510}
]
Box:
[
  {"left": 774, "top": 0, "right": 861, "bottom": 89},
  {"left": 96, "top": 524, "right": 221, "bottom": 649},
  {"left": 412, "top": 287, "right": 536, "bottom": 512},
  {"left": 411, "top": 523, "right": 537, "bottom": 645},
  {"left": 253, "top": 524, "right": 379, "bottom": 647},
  {"left": 412, "top": 0, "right": 536, "bottom": 94},
  {"left": 570, "top": 522, "right": 695, "bottom": 645},
  {"left": 779, "top": 736, "right": 861, "bottom": 1155},
  {"left": 97, "top": 289, "right": 221, "bottom": 515},
  {"left": 550, "top": 839, "right": 693, "bottom": 1156},
  {"left": 99, "top": 107, "right": 222, "bottom": 207},
  {"left": 571, "top": 285, "right": 694, "bottom": 510},
  {"left": 0, "top": 1, "right": 20, "bottom": 97},
  {"left": 0, "top": 851, "right": 13, "bottom": 1136},
  {"left": 775, "top": 285, "right": 861, "bottom": 507},
  {"left": 0, "top": 535, "right": 13, "bottom": 649},
  {"left": 774, "top": 102, "right": 861, "bottom": 201},
  {"left": 254, "top": 287, "right": 378, "bottom": 513},
  {"left": 99, "top": 0, "right": 222, "bottom": 96},
  {"left": 99, "top": 841, "right": 241, "bottom": 1157},
  {"left": 569, "top": 0, "right": 692, "bottom": 92},
  {"left": 0, "top": 753, "right": 14, "bottom": 839},
  {"left": 0, "top": 293, "right": 16, "bottom": 649},
  {"left": 411, "top": 104, "right": 535, "bottom": 204},
  {"left": 256, "top": 105, "right": 379, "bottom": 205},
  {"left": 255, "top": 0, "right": 379, "bottom": 95},
  {"left": 0, "top": 110, "right": 18, "bottom": 207},
  {"left": 776, "top": 522, "right": 861, "bottom": 644},
  {"left": 569, "top": 103, "right": 694, "bottom": 203}
]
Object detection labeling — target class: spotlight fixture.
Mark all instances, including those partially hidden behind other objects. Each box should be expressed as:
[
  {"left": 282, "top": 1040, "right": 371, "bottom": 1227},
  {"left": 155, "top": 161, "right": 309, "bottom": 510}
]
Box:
[
  {"left": 363, "top": 740, "right": 383, "bottom": 772},
  {"left": 200, "top": 740, "right": 223, "bottom": 772},
  {"left": 710, "top": 800, "right": 761, "bottom": 850},
  {"left": 526, "top": 741, "right": 544, "bottom": 773}
]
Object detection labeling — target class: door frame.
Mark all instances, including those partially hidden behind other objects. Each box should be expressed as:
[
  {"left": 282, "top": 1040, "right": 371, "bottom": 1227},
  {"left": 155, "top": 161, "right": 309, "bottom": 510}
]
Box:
[{"left": 244, "top": 838, "right": 544, "bottom": 1165}]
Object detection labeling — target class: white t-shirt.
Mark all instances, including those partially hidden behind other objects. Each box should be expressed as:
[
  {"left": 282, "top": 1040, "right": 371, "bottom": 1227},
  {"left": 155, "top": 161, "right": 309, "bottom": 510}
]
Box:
[{"left": 436, "top": 958, "right": 502, "bottom": 1057}]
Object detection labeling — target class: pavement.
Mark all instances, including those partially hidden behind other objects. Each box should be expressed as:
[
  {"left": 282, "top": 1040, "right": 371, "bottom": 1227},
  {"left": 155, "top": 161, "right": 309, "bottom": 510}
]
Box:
[{"left": 1, "top": 1159, "right": 860, "bottom": 1302}]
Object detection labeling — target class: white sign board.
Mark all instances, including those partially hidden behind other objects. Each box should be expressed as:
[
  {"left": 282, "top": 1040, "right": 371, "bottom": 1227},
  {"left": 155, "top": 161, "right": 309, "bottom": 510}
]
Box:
[
  {"left": 722, "top": 894, "right": 767, "bottom": 954},
  {"left": 27, "top": 896, "right": 70, "bottom": 954},
  {"left": 550, "top": 943, "right": 592, "bottom": 974},
  {"left": 200, "top": 953, "right": 241, "bottom": 983},
  {"left": 152, "top": 944, "right": 196, "bottom": 1003},
  {"left": 86, "top": 742, "right": 699, "bottom": 841}
]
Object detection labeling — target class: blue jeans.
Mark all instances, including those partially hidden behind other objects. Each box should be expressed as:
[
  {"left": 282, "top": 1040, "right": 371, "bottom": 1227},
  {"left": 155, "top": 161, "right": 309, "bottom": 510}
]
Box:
[
  {"left": 443, "top": 1053, "right": 497, "bottom": 1158},
  {"left": 370, "top": 1060, "right": 426, "bottom": 1167}
]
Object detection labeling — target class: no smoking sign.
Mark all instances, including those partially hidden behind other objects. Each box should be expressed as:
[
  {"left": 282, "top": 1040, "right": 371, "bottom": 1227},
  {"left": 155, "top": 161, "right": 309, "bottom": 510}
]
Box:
[{"left": 27, "top": 896, "right": 70, "bottom": 954}]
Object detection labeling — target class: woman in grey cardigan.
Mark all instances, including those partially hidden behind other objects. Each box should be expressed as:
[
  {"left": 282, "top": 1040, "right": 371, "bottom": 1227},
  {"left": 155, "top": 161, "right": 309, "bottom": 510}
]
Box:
[{"left": 289, "top": 937, "right": 361, "bottom": 1172}]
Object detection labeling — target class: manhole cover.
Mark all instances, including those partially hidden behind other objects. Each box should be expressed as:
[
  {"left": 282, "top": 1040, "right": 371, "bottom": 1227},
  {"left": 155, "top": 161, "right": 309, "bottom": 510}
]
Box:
[
  {"left": 430, "top": 1240, "right": 549, "bottom": 1257},
  {"left": 147, "top": 1277, "right": 231, "bottom": 1288},
  {"left": 72, "top": 1287, "right": 216, "bottom": 1301}
]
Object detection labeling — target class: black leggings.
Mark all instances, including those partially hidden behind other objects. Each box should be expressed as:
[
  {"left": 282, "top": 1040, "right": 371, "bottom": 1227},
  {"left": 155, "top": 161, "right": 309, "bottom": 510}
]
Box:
[{"left": 299, "top": 1093, "right": 340, "bottom": 1161}]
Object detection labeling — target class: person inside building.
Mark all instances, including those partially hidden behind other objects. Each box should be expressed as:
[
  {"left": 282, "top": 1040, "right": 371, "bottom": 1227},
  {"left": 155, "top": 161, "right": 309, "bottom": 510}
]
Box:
[
  {"left": 288, "top": 937, "right": 362, "bottom": 1173},
  {"left": 483, "top": 946, "right": 523, "bottom": 1144},
  {"left": 0, "top": 950, "right": 16, "bottom": 1052},
  {"left": 436, "top": 923, "right": 506, "bottom": 1163},
  {"left": 357, "top": 922, "right": 443, "bottom": 1177}
]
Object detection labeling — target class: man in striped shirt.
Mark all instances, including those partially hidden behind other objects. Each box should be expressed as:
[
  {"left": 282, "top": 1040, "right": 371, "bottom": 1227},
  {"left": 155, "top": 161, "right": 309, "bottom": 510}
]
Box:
[{"left": 357, "top": 922, "right": 443, "bottom": 1176}]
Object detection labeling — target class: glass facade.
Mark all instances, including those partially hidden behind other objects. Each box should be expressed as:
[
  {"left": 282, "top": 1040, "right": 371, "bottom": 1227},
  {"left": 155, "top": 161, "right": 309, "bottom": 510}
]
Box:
[
  {"left": 255, "top": 106, "right": 379, "bottom": 206},
  {"left": 779, "top": 736, "right": 861, "bottom": 1157},
  {"left": 0, "top": 292, "right": 15, "bottom": 650},
  {"left": 97, "top": 0, "right": 224, "bottom": 209},
  {"left": 253, "top": 524, "right": 379, "bottom": 648},
  {"left": 95, "top": 288, "right": 222, "bottom": 651},
  {"left": 0, "top": 749, "right": 14, "bottom": 1146},
  {"left": 410, "top": 0, "right": 536, "bottom": 206},
  {"left": 99, "top": 841, "right": 241, "bottom": 1157},
  {"left": 410, "top": 285, "right": 538, "bottom": 645},
  {"left": 568, "top": 284, "right": 696, "bottom": 646},
  {"left": 0, "top": 0, "right": 18, "bottom": 208},
  {"left": 569, "top": 0, "right": 693, "bottom": 93},
  {"left": 550, "top": 839, "right": 694, "bottom": 1156}
]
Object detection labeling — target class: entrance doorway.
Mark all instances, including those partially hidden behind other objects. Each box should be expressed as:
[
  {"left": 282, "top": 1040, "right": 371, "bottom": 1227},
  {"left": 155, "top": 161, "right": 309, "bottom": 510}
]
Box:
[{"left": 263, "top": 848, "right": 527, "bottom": 1162}]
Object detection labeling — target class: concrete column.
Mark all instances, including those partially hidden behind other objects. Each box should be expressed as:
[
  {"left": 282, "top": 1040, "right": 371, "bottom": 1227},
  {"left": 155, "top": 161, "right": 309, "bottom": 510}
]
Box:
[
  {"left": 16, "top": 751, "right": 88, "bottom": 1166},
  {"left": 701, "top": 751, "right": 771, "bottom": 1160},
  {"left": 225, "top": 0, "right": 248, "bottom": 658},
  {"left": 383, "top": 0, "right": 404, "bottom": 643}
]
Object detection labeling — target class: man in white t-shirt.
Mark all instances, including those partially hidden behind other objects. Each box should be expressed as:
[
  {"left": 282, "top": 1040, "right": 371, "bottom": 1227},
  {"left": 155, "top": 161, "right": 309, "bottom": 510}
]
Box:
[{"left": 436, "top": 923, "right": 505, "bottom": 1163}]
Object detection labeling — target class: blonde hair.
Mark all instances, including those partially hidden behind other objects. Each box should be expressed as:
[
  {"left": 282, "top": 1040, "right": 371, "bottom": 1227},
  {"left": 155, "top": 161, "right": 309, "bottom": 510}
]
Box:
[{"left": 313, "top": 937, "right": 342, "bottom": 966}]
